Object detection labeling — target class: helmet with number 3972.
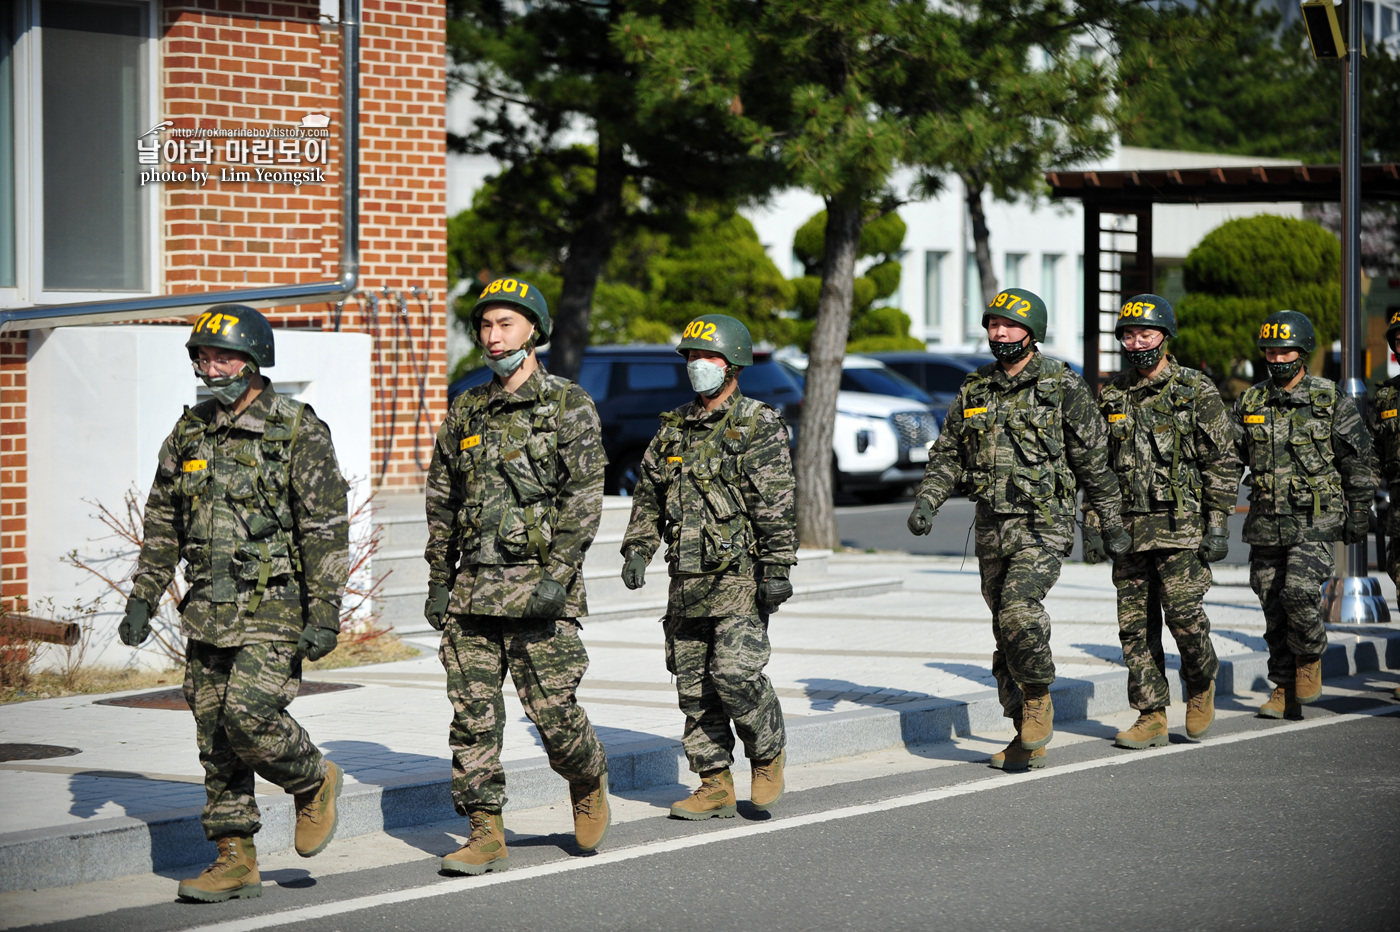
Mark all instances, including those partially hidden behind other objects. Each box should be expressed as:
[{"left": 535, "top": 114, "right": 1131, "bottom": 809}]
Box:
[{"left": 982, "top": 287, "right": 1048, "bottom": 343}]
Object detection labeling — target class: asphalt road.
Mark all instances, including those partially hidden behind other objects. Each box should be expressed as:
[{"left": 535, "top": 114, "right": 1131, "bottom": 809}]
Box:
[{"left": 23, "top": 688, "right": 1400, "bottom": 932}]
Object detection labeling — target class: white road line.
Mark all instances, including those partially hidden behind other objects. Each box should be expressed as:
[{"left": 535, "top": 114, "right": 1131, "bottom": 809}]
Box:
[{"left": 185, "top": 703, "right": 1400, "bottom": 932}]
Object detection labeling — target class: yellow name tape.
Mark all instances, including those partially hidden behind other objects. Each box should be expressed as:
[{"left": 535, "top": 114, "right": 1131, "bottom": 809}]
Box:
[
  {"left": 1107, "top": 413, "right": 1126, "bottom": 422},
  {"left": 963, "top": 406, "right": 988, "bottom": 416},
  {"left": 1243, "top": 415, "right": 1266, "bottom": 424},
  {"left": 460, "top": 435, "right": 481, "bottom": 450},
  {"left": 182, "top": 459, "right": 207, "bottom": 472},
  {"left": 1383, "top": 410, "right": 1398, "bottom": 420},
  {"left": 667, "top": 456, "right": 683, "bottom": 464}
]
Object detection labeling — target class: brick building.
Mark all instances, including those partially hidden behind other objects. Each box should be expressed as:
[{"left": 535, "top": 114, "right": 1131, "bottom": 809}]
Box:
[{"left": 0, "top": 0, "right": 448, "bottom": 619}]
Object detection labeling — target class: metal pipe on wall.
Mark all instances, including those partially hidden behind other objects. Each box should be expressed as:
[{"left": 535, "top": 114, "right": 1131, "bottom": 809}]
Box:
[{"left": 0, "top": 0, "right": 362, "bottom": 334}]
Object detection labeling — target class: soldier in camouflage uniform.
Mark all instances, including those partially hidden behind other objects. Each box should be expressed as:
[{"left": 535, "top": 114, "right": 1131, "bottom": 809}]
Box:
[
  {"left": 119, "top": 306, "right": 349, "bottom": 903},
  {"left": 621, "top": 314, "right": 797, "bottom": 819},
  {"left": 424, "top": 277, "right": 610, "bottom": 874},
  {"left": 1369, "top": 310, "right": 1400, "bottom": 702},
  {"left": 1088, "top": 295, "right": 1242, "bottom": 749},
  {"left": 908, "top": 288, "right": 1130, "bottom": 771},
  {"left": 1235, "top": 310, "right": 1375, "bottom": 718}
]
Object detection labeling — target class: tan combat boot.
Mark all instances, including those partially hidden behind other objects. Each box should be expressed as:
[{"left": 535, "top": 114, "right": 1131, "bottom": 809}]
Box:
[
  {"left": 176, "top": 835, "right": 262, "bottom": 903},
  {"left": 570, "top": 773, "right": 611, "bottom": 852},
  {"left": 1020, "top": 686, "right": 1054, "bottom": 750},
  {"left": 441, "top": 811, "right": 509, "bottom": 875},
  {"left": 669, "top": 768, "right": 737, "bottom": 820},
  {"left": 1115, "top": 709, "right": 1169, "bottom": 749},
  {"left": 1185, "top": 681, "right": 1217, "bottom": 740},
  {"left": 1295, "top": 656, "right": 1323, "bottom": 704},
  {"left": 750, "top": 750, "right": 786, "bottom": 811},
  {"left": 294, "top": 760, "right": 343, "bottom": 858},
  {"left": 989, "top": 720, "right": 1046, "bottom": 771},
  {"left": 1258, "top": 685, "right": 1301, "bottom": 720}
]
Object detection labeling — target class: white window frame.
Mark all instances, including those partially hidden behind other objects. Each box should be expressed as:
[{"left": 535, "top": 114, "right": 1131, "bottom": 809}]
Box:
[{"left": 2, "top": 0, "right": 160, "bottom": 308}]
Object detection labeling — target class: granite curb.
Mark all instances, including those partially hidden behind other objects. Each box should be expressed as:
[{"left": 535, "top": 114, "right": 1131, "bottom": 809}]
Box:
[{"left": 2, "top": 627, "right": 1397, "bottom": 894}]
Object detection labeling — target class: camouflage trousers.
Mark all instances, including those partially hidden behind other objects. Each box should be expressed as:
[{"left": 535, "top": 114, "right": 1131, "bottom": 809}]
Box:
[
  {"left": 1249, "top": 542, "right": 1332, "bottom": 686},
  {"left": 663, "top": 613, "right": 786, "bottom": 773},
  {"left": 184, "top": 639, "right": 327, "bottom": 840},
  {"left": 439, "top": 615, "right": 607, "bottom": 815},
  {"left": 1112, "top": 548, "right": 1219, "bottom": 710},
  {"left": 978, "top": 548, "right": 1064, "bottom": 718}
]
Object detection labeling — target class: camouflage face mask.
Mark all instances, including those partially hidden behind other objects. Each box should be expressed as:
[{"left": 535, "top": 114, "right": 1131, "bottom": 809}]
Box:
[
  {"left": 1123, "top": 344, "right": 1165, "bottom": 371},
  {"left": 199, "top": 363, "right": 256, "bottom": 406},
  {"left": 1266, "top": 359, "right": 1303, "bottom": 384},
  {"left": 989, "top": 338, "right": 1030, "bottom": 362}
]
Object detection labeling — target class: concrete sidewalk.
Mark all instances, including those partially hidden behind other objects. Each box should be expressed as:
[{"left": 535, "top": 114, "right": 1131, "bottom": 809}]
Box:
[{"left": 2, "top": 553, "right": 1399, "bottom": 894}]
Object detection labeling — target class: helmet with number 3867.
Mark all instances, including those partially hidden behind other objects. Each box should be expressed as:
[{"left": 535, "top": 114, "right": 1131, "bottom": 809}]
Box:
[
  {"left": 1114, "top": 293, "right": 1177, "bottom": 339},
  {"left": 982, "top": 287, "right": 1048, "bottom": 343},
  {"left": 1256, "top": 309, "right": 1316, "bottom": 355},
  {"left": 471, "top": 276, "right": 552, "bottom": 347},
  {"left": 676, "top": 314, "right": 753, "bottom": 367},
  {"left": 185, "top": 304, "right": 276, "bottom": 368}
]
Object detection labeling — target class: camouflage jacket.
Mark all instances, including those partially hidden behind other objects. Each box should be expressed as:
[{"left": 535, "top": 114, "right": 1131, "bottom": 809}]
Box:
[
  {"left": 1233, "top": 373, "right": 1375, "bottom": 546},
  {"left": 915, "top": 351, "right": 1121, "bottom": 558},
  {"left": 622, "top": 390, "right": 797, "bottom": 618},
  {"left": 1099, "top": 358, "right": 1242, "bottom": 552},
  {"left": 130, "top": 383, "right": 350, "bottom": 647},
  {"left": 1365, "top": 375, "right": 1400, "bottom": 534},
  {"left": 425, "top": 366, "right": 605, "bottom": 619}
]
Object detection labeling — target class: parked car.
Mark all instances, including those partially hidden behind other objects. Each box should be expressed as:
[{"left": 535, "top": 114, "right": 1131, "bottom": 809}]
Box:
[
  {"left": 866, "top": 351, "right": 994, "bottom": 427},
  {"left": 779, "top": 356, "right": 939, "bottom": 501},
  {"left": 448, "top": 345, "right": 804, "bottom": 494}
]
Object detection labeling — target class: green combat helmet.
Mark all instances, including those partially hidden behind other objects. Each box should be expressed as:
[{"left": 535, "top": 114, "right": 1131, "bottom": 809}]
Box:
[
  {"left": 983, "top": 287, "right": 1048, "bottom": 343},
  {"left": 676, "top": 314, "right": 753, "bottom": 367},
  {"left": 186, "top": 305, "right": 275, "bottom": 368},
  {"left": 1114, "top": 293, "right": 1177, "bottom": 339},
  {"left": 1386, "top": 306, "right": 1400, "bottom": 351},
  {"left": 1256, "top": 309, "right": 1316, "bottom": 355},
  {"left": 471, "top": 276, "right": 552, "bottom": 347}
]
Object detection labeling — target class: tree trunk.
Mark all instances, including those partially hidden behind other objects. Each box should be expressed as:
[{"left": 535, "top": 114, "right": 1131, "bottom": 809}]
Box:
[
  {"left": 795, "top": 191, "right": 864, "bottom": 549},
  {"left": 962, "top": 171, "right": 999, "bottom": 308},
  {"left": 551, "top": 137, "right": 626, "bottom": 381}
]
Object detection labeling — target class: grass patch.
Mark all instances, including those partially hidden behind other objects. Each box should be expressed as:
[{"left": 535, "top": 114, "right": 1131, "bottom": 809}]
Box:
[{"left": 304, "top": 630, "right": 421, "bottom": 671}]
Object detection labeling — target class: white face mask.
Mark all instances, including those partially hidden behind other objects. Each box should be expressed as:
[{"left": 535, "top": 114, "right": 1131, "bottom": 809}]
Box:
[
  {"left": 687, "top": 358, "right": 728, "bottom": 396},
  {"left": 485, "top": 346, "right": 528, "bottom": 378}
]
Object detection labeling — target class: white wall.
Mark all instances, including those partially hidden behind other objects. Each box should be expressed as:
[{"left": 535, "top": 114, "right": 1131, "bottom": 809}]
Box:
[{"left": 26, "top": 325, "right": 372, "bottom": 669}]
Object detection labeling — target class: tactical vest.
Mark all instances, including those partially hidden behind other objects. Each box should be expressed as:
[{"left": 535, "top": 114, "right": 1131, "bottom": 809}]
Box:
[
  {"left": 959, "top": 359, "right": 1077, "bottom": 521},
  {"left": 451, "top": 378, "right": 572, "bottom": 566},
  {"left": 1238, "top": 377, "right": 1341, "bottom": 517},
  {"left": 1372, "top": 379, "right": 1400, "bottom": 488},
  {"left": 172, "top": 394, "right": 304, "bottom": 614},
  {"left": 1099, "top": 366, "right": 1205, "bottom": 517},
  {"left": 653, "top": 396, "right": 766, "bottom": 576}
]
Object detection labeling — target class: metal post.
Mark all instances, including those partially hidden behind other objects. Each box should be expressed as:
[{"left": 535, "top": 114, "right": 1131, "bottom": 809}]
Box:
[{"left": 1321, "top": 0, "right": 1390, "bottom": 625}]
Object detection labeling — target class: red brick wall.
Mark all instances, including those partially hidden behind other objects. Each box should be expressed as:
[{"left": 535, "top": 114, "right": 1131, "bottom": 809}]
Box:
[{"left": 1, "top": 337, "right": 26, "bottom": 615}]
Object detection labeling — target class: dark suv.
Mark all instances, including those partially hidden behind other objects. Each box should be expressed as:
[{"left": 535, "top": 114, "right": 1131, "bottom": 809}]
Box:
[{"left": 448, "top": 346, "right": 804, "bottom": 494}]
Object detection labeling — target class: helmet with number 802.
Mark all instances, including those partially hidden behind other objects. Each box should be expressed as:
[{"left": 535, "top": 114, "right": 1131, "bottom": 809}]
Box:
[
  {"left": 982, "top": 287, "right": 1048, "bottom": 344},
  {"left": 676, "top": 314, "right": 753, "bottom": 367},
  {"left": 471, "top": 276, "right": 552, "bottom": 347},
  {"left": 1255, "top": 309, "right": 1316, "bottom": 355},
  {"left": 1114, "top": 293, "right": 1177, "bottom": 339},
  {"left": 185, "top": 304, "right": 275, "bottom": 368}
]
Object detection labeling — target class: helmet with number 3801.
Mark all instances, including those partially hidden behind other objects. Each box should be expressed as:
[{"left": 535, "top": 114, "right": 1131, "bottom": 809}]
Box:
[
  {"left": 676, "top": 314, "right": 753, "bottom": 367},
  {"left": 471, "top": 276, "right": 552, "bottom": 347},
  {"left": 982, "top": 287, "right": 1048, "bottom": 344},
  {"left": 1255, "top": 309, "right": 1316, "bottom": 355},
  {"left": 185, "top": 304, "right": 276, "bottom": 368}
]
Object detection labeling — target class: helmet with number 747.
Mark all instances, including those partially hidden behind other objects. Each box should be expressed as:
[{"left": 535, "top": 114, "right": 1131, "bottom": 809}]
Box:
[
  {"left": 1255, "top": 310, "right": 1316, "bottom": 355},
  {"left": 675, "top": 314, "right": 753, "bottom": 367},
  {"left": 185, "top": 304, "right": 275, "bottom": 368}
]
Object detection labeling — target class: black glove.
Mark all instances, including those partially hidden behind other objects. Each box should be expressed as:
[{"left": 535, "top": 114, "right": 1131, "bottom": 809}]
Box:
[
  {"left": 1104, "top": 524, "right": 1132, "bottom": 558},
  {"left": 1343, "top": 501, "right": 1371, "bottom": 545},
  {"left": 525, "top": 575, "right": 568, "bottom": 620},
  {"left": 622, "top": 550, "right": 647, "bottom": 590},
  {"left": 1081, "top": 525, "right": 1107, "bottom": 565},
  {"left": 118, "top": 597, "right": 151, "bottom": 647},
  {"left": 424, "top": 582, "right": 451, "bottom": 631},
  {"left": 1198, "top": 527, "right": 1231, "bottom": 563},
  {"left": 907, "top": 499, "right": 937, "bottom": 536},
  {"left": 757, "top": 566, "right": 794, "bottom": 614},
  {"left": 297, "top": 625, "right": 338, "bottom": 662}
]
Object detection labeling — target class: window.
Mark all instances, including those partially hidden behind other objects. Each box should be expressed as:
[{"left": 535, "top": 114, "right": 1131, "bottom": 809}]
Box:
[
  {"left": 1, "top": 0, "right": 157, "bottom": 306},
  {"left": 965, "top": 252, "right": 982, "bottom": 337},
  {"left": 576, "top": 359, "right": 611, "bottom": 402},
  {"left": 923, "top": 250, "right": 945, "bottom": 343},
  {"left": 625, "top": 362, "right": 682, "bottom": 392},
  {"left": 1042, "top": 254, "right": 1061, "bottom": 341},
  {"left": 1075, "top": 254, "right": 1085, "bottom": 341},
  {"left": 1004, "top": 253, "right": 1025, "bottom": 289}
]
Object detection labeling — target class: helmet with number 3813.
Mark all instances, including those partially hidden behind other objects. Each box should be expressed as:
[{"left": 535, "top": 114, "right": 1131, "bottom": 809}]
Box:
[
  {"left": 471, "top": 276, "right": 552, "bottom": 347},
  {"left": 185, "top": 304, "right": 276, "bottom": 368},
  {"left": 675, "top": 314, "right": 753, "bottom": 367},
  {"left": 1255, "top": 309, "right": 1316, "bottom": 355}
]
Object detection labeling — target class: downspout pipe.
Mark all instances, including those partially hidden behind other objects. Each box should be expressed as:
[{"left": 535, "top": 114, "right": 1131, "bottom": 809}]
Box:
[{"left": 0, "top": 0, "right": 361, "bottom": 335}]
